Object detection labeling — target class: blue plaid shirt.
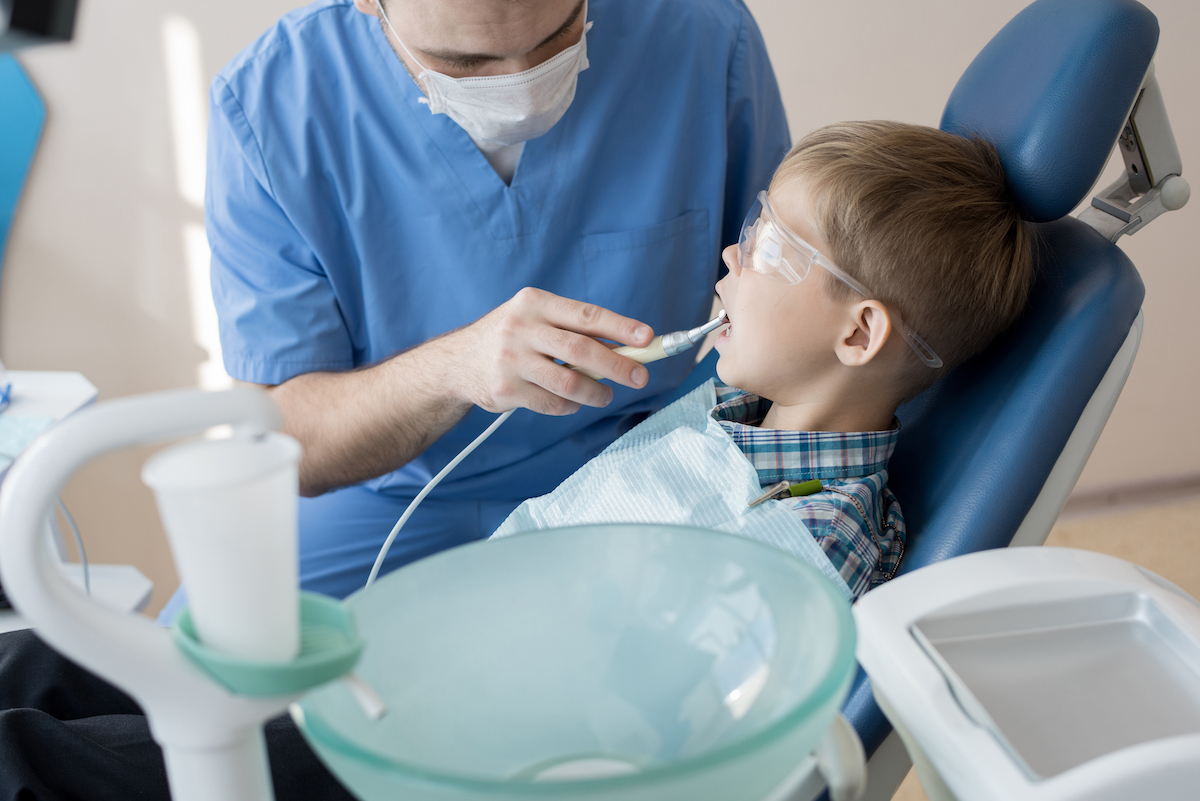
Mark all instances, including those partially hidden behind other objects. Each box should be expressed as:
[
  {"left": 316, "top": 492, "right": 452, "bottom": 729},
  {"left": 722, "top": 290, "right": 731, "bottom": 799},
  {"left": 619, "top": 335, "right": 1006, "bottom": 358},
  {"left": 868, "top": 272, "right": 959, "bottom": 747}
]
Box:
[{"left": 712, "top": 384, "right": 905, "bottom": 599}]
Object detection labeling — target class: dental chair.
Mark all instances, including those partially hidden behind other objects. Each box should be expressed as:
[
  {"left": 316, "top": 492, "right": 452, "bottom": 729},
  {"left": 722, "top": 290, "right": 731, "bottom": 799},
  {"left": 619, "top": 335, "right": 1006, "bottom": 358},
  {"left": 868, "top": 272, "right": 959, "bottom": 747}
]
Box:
[
  {"left": 678, "top": 0, "right": 1188, "bottom": 797},
  {"left": 841, "top": 0, "right": 1189, "bottom": 794}
]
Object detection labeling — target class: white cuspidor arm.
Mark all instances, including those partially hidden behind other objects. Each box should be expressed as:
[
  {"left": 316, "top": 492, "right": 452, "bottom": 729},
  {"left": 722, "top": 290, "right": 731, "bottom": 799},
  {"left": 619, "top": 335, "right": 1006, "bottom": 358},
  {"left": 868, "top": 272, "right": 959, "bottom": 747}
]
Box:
[
  {"left": 816, "top": 713, "right": 868, "bottom": 801},
  {"left": 760, "top": 712, "right": 867, "bottom": 801},
  {"left": 0, "top": 386, "right": 292, "bottom": 801}
]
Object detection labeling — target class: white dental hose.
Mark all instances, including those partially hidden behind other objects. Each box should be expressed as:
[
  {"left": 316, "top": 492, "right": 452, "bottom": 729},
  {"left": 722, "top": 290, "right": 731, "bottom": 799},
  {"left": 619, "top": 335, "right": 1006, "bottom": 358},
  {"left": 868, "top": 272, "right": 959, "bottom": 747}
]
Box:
[
  {"left": 56, "top": 495, "right": 89, "bottom": 596},
  {"left": 365, "top": 311, "right": 728, "bottom": 588},
  {"left": 365, "top": 408, "right": 514, "bottom": 587}
]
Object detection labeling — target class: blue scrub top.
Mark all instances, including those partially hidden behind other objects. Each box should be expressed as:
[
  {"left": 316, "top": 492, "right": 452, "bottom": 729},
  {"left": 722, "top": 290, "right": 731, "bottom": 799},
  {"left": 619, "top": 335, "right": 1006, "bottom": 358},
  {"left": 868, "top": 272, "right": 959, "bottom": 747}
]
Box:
[{"left": 206, "top": 0, "right": 789, "bottom": 594}]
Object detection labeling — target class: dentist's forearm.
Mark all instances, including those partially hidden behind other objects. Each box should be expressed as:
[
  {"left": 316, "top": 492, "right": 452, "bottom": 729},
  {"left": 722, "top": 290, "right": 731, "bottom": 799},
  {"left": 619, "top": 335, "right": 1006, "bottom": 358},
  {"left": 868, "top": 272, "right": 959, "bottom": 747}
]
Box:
[{"left": 264, "top": 335, "right": 473, "bottom": 497}]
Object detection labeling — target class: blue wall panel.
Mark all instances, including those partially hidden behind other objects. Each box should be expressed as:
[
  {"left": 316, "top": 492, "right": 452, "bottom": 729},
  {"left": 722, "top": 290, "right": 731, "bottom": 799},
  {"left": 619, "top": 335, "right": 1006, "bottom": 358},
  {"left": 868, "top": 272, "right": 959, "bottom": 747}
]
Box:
[{"left": 0, "top": 55, "right": 46, "bottom": 276}]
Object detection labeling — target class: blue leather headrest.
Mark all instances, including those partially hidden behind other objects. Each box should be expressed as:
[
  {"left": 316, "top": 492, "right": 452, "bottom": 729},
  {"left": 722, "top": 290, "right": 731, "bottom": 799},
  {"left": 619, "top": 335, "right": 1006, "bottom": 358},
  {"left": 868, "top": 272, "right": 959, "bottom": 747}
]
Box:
[{"left": 941, "top": 0, "right": 1158, "bottom": 222}]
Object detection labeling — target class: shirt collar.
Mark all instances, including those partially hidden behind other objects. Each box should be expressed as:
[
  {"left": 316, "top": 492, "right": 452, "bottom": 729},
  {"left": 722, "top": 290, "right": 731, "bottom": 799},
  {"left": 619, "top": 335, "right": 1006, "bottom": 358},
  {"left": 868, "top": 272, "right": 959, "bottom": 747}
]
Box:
[{"left": 711, "top": 387, "right": 899, "bottom": 484}]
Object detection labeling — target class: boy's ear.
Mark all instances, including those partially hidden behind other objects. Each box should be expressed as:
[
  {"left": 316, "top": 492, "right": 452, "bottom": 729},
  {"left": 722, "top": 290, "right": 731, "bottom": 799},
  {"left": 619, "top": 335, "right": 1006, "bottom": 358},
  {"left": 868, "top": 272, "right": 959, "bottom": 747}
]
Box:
[
  {"left": 834, "top": 300, "right": 892, "bottom": 367},
  {"left": 353, "top": 0, "right": 379, "bottom": 15}
]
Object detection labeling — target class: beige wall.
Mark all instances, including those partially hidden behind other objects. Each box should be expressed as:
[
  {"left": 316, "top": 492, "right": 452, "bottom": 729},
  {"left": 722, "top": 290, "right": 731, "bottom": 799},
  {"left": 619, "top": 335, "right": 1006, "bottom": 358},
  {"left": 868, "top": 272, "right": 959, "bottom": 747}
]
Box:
[
  {"left": 4, "top": 1, "right": 298, "bottom": 614},
  {"left": 3, "top": 0, "right": 1197, "bottom": 614}
]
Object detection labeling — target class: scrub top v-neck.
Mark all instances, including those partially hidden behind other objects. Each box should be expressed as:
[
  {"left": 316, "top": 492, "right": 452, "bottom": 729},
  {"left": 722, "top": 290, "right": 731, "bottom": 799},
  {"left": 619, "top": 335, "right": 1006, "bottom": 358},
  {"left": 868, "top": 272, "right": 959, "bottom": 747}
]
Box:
[{"left": 206, "top": 0, "right": 789, "bottom": 508}]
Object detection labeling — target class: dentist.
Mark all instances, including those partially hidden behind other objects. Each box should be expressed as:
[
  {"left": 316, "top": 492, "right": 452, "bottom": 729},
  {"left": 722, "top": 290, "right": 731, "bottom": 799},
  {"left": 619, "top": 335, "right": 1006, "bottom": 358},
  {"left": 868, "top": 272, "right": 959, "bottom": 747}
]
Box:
[
  {"left": 205, "top": 0, "right": 791, "bottom": 597},
  {"left": 0, "top": 1, "right": 789, "bottom": 798}
]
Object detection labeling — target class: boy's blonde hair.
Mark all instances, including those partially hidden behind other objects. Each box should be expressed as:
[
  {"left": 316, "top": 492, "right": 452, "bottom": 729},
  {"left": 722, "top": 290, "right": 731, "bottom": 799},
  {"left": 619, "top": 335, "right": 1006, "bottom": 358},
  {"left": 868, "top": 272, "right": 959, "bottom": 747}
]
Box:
[{"left": 771, "top": 121, "right": 1033, "bottom": 399}]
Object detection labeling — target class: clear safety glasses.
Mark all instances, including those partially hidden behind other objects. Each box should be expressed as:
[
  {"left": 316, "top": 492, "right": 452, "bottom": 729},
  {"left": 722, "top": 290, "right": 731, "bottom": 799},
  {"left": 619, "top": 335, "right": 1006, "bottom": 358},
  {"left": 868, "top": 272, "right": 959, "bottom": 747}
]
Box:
[{"left": 737, "top": 190, "right": 943, "bottom": 369}]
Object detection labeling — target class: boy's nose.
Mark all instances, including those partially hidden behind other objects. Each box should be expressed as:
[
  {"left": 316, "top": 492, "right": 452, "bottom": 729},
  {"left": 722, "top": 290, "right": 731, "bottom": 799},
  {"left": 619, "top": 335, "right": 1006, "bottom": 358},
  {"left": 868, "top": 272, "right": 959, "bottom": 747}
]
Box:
[{"left": 722, "top": 244, "right": 742, "bottom": 275}]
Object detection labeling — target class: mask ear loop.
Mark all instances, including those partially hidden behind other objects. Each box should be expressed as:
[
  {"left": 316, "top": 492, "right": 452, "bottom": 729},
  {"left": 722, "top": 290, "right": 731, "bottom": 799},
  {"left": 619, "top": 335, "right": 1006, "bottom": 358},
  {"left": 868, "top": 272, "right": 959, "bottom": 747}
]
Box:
[
  {"left": 376, "top": 2, "right": 435, "bottom": 104},
  {"left": 377, "top": 3, "right": 593, "bottom": 107}
]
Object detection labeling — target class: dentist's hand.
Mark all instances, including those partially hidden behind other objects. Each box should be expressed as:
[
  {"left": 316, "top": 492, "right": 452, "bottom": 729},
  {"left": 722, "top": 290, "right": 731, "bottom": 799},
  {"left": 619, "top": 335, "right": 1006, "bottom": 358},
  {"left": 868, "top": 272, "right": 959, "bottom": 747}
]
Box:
[
  {"left": 443, "top": 287, "right": 655, "bottom": 416},
  {"left": 258, "top": 288, "right": 655, "bottom": 496}
]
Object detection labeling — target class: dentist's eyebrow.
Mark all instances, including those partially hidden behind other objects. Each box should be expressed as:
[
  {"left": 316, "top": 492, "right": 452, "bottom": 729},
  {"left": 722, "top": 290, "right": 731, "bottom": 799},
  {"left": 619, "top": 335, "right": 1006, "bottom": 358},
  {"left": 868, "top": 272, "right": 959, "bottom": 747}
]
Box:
[{"left": 421, "top": 0, "right": 585, "bottom": 69}]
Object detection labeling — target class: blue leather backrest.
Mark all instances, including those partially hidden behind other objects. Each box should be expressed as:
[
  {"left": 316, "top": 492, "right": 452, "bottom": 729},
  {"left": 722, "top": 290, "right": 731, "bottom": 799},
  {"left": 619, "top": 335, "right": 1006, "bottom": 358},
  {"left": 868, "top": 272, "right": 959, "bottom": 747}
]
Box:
[
  {"left": 842, "top": 218, "right": 1146, "bottom": 757},
  {"left": 0, "top": 55, "right": 45, "bottom": 270},
  {"left": 890, "top": 218, "right": 1144, "bottom": 568},
  {"left": 942, "top": 0, "right": 1158, "bottom": 222}
]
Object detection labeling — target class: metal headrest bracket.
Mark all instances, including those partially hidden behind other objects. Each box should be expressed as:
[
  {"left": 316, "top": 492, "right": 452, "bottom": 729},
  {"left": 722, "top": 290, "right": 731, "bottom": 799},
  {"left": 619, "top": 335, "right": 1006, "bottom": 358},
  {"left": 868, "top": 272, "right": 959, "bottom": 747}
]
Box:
[{"left": 1079, "top": 61, "right": 1191, "bottom": 242}]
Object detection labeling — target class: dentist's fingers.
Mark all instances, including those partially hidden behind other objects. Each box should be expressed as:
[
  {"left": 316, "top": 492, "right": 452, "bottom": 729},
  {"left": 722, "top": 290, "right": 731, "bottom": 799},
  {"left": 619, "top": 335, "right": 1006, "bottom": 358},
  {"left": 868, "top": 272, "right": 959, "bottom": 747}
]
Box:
[
  {"left": 443, "top": 288, "right": 654, "bottom": 415},
  {"left": 530, "top": 289, "right": 655, "bottom": 349},
  {"left": 532, "top": 324, "right": 651, "bottom": 391},
  {"left": 518, "top": 289, "right": 654, "bottom": 389}
]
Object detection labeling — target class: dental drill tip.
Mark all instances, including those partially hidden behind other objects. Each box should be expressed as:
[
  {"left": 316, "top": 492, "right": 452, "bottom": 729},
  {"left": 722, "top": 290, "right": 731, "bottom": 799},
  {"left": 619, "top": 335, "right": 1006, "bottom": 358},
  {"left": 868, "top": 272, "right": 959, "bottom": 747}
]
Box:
[
  {"left": 679, "top": 310, "right": 731, "bottom": 349},
  {"left": 655, "top": 311, "right": 733, "bottom": 358},
  {"left": 698, "top": 310, "right": 729, "bottom": 336}
]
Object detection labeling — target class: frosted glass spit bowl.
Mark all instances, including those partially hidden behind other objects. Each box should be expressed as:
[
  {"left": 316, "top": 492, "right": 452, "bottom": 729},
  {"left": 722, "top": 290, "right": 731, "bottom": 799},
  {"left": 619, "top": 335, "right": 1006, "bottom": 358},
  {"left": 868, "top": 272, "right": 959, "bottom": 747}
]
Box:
[{"left": 292, "top": 524, "right": 856, "bottom": 801}]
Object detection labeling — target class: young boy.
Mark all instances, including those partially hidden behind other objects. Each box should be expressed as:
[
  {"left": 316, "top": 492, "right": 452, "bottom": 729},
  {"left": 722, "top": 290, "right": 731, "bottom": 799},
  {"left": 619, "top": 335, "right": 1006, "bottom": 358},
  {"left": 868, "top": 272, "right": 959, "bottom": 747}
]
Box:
[{"left": 493, "top": 121, "right": 1033, "bottom": 600}]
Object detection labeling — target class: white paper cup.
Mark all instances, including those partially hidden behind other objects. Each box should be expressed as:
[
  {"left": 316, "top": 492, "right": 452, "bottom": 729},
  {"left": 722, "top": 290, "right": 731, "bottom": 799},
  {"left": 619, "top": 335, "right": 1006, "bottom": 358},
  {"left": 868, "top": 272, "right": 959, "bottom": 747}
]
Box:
[{"left": 143, "top": 432, "right": 302, "bottom": 662}]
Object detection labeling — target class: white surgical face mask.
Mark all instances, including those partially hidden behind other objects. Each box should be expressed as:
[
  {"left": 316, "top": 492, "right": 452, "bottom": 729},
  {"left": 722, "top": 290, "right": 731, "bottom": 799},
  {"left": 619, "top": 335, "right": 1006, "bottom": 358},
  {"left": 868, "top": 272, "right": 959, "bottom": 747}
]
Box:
[{"left": 378, "top": 4, "right": 592, "bottom": 148}]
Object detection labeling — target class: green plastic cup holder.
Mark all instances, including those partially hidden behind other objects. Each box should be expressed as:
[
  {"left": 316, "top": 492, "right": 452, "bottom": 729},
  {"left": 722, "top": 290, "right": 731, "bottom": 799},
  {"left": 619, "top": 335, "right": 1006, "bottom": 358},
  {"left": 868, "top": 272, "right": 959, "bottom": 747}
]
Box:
[{"left": 172, "top": 591, "right": 365, "bottom": 697}]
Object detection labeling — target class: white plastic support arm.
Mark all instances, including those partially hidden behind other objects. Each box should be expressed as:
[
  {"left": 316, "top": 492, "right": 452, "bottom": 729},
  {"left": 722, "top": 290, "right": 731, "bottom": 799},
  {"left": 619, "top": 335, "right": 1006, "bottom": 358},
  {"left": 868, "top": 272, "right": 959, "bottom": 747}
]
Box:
[
  {"left": 0, "top": 387, "right": 291, "bottom": 801},
  {"left": 816, "top": 713, "right": 868, "bottom": 801}
]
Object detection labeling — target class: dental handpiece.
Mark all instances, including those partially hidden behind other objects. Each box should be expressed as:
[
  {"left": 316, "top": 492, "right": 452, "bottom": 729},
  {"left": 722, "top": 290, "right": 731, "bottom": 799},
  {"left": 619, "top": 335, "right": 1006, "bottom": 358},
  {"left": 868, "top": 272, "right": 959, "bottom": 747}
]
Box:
[{"left": 573, "top": 310, "right": 729, "bottom": 380}]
